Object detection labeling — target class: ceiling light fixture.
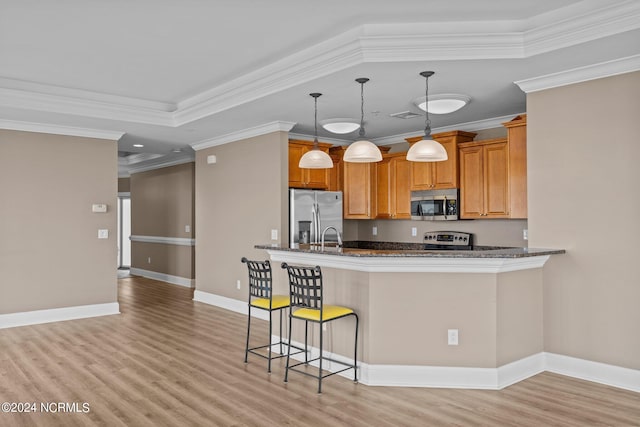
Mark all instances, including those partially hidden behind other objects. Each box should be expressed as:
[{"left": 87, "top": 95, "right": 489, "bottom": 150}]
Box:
[
  {"left": 407, "top": 71, "right": 448, "bottom": 162},
  {"left": 343, "top": 78, "right": 382, "bottom": 163},
  {"left": 133, "top": 144, "right": 144, "bottom": 148},
  {"left": 299, "top": 93, "right": 334, "bottom": 169},
  {"left": 414, "top": 93, "right": 470, "bottom": 114},
  {"left": 321, "top": 118, "right": 360, "bottom": 134}
]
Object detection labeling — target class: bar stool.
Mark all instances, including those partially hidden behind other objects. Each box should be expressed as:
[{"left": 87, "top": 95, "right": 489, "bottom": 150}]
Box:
[
  {"left": 241, "top": 257, "right": 291, "bottom": 373},
  {"left": 281, "top": 262, "right": 359, "bottom": 393}
]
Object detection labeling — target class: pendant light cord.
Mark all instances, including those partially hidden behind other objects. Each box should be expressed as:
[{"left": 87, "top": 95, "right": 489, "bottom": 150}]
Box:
[
  {"left": 359, "top": 81, "right": 365, "bottom": 138},
  {"left": 424, "top": 73, "right": 431, "bottom": 138},
  {"left": 314, "top": 95, "right": 318, "bottom": 147}
]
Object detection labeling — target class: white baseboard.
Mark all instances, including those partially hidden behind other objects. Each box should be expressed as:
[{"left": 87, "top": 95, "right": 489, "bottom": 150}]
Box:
[
  {"left": 193, "top": 290, "right": 268, "bottom": 321},
  {"left": 130, "top": 268, "right": 195, "bottom": 288},
  {"left": 545, "top": 352, "right": 640, "bottom": 393},
  {"left": 0, "top": 302, "right": 120, "bottom": 329},
  {"left": 192, "top": 292, "right": 639, "bottom": 393}
]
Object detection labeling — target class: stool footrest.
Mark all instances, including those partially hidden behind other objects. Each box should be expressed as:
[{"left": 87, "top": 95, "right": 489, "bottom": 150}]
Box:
[
  {"left": 247, "top": 341, "right": 307, "bottom": 360},
  {"left": 286, "top": 356, "right": 356, "bottom": 380}
]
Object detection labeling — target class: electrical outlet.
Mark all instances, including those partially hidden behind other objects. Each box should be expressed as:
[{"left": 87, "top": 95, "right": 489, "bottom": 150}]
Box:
[
  {"left": 523, "top": 229, "right": 528, "bottom": 240},
  {"left": 322, "top": 323, "right": 327, "bottom": 331},
  {"left": 448, "top": 329, "right": 459, "bottom": 346},
  {"left": 372, "top": 226, "right": 378, "bottom": 236},
  {"left": 236, "top": 280, "right": 241, "bottom": 290},
  {"left": 185, "top": 225, "right": 191, "bottom": 233},
  {"left": 271, "top": 229, "right": 278, "bottom": 240},
  {"left": 411, "top": 227, "right": 417, "bottom": 237},
  {"left": 147, "top": 257, "right": 151, "bottom": 264}
]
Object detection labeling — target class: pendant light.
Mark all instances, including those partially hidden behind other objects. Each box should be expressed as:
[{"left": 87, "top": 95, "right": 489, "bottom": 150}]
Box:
[
  {"left": 407, "top": 71, "right": 448, "bottom": 162},
  {"left": 299, "top": 93, "right": 334, "bottom": 169},
  {"left": 343, "top": 78, "right": 382, "bottom": 163}
]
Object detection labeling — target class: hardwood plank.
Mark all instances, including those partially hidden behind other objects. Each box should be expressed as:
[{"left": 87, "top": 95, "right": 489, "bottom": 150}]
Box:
[{"left": 0, "top": 275, "right": 638, "bottom": 426}]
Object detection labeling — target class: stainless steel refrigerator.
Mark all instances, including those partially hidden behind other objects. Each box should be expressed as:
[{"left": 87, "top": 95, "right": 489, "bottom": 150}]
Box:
[{"left": 289, "top": 189, "right": 343, "bottom": 247}]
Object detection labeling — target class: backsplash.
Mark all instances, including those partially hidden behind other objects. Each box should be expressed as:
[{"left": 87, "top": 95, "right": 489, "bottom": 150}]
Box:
[{"left": 348, "top": 218, "right": 528, "bottom": 247}]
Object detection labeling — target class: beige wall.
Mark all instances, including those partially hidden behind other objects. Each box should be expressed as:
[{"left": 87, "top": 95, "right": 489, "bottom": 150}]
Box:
[
  {"left": 0, "top": 130, "right": 118, "bottom": 314},
  {"left": 528, "top": 71, "right": 640, "bottom": 370},
  {"left": 195, "top": 132, "right": 289, "bottom": 298},
  {"left": 130, "top": 162, "right": 195, "bottom": 279},
  {"left": 118, "top": 177, "right": 130, "bottom": 193}
]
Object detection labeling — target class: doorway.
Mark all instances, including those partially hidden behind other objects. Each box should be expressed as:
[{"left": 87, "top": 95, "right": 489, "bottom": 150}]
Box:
[{"left": 117, "top": 195, "right": 131, "bottom": 269}]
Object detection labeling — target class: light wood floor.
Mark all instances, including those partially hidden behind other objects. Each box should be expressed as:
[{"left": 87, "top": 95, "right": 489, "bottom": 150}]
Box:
[{"left": 1, "top": 276, "right": 638, "bottom": 426}]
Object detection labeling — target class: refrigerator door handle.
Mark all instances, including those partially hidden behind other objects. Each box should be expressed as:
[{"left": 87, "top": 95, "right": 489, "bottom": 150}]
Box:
[{"left": 311, "top": 203, "right": 317, "bottom": 244}]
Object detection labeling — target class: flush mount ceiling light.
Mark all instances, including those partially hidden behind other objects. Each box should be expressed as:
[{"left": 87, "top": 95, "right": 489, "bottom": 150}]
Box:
[
  {"left": 343, "top": 78, "right": 382, "bottom": 163},
  {"left": 320, "top": 118, "right": 360, "bottom": 134},
  {"left": 133, "top": 143, "right": 144, "bottom": 148},
  {"left": 299, "top": 93, "right": 334, "bottom": 169},
  {"left": 414, "top": 93, "right": 471, "bottom": 114},
  {"left": 407, "top": 71, "right": 448, "bottom": 162}
]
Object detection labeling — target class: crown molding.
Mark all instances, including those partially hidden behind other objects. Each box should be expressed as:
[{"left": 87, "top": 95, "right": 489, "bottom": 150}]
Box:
[
  {"left": 287, "top": 132, "right": 352, "bottom": 146},
  {"left": 515, "top": 55, "right": 640, "bottom": 93},
  {"left": 190, "top": 121, "right": 296, "bottom": 151},
  {"left": 524, "top": 1, "right": 640, "bottom": 57},
  {"left": 125, "top": 153, "right": 195, "bottom": 175},
  {"left": 372, "top": 114, "right": 521, "bottom": 146},
  {"left": 0, "top": 119, "right": 125, "bottom": 140},
  {"left": 1, "top": 2, "right": 638, "bottom": 129},
  {"left": 0, "top": 86, "right": 173, "bottom": 126}
]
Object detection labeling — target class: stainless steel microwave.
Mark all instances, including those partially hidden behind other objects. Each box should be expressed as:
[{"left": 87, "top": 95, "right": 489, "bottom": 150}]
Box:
[{"left": 410, "top": 189, "right": 458, "bottom": 221}]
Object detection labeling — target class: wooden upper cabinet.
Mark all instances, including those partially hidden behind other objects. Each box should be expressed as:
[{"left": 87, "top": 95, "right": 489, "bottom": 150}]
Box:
[
  {"left": 343, "top": 162, "right": 376, "bottom": 219},
  {"left": 502, "top": 114, "right": 527, "bottom": 219},
  {"left": 375, "top": 157, "right": 392, "bottom": 219},
  {"left": 288, "top": 140, "right": 333, "bottom": 189},
  {"left": 406, "top": 131, "right": 476, "bottom": 190},
  {"left": 459, "top": 139, "right": 509, "bottom": 218}
]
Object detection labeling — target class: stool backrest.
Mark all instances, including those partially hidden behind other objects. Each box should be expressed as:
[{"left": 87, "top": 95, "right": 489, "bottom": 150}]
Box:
[
  {"left": 281, "top": 263, "right": 323, "bottom": 311},
  {"left": 241, "top": 257, "right": 273, "bottom": 299}
]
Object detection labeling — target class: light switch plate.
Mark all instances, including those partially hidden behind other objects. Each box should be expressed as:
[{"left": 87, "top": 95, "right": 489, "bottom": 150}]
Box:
[{"left": 98, "top": 229, "right": 109, "bottom": 239}]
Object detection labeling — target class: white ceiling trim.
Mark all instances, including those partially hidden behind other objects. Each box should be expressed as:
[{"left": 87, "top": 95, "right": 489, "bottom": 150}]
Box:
[
  {"left": 515, "top": 54, "right": 640, "bottom": 93},
  {"left": 287, "top": 133, "right": 352, "bottom": 146},
  {"left": 372, "top": 114, "right": 522, "bottom": 146},
  {"left": 124, "top": 153, "right": 195, "bottom": 176},
  {"left": 190, "top": 121, "right": 296, "bottom": 151},
  {"left": 2, "top": 2, "right": 637, "bottom": 130},
  {"left": 524, "top": 1, "right": 640, "bottom": 56},
  {"left": 0, "top": 119, "right": 125, "bottom": 140},
  {"left": 0, "top": 87, "right": 172, "bottom": 126}
]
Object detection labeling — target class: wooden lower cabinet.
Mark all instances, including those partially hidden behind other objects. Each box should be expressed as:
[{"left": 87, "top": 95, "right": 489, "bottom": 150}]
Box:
[{"left": 459, "top": 139, "right": 509, "bottom": 218}]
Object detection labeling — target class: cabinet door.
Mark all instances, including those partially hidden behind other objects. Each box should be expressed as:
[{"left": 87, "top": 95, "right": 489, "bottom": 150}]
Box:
[
  {"left": 288, "top": 144, "right": 307, "bottom": 188},
  {"left": 289, "top": 143, "right": 330, "bottom": 189},
  {"left": 391, "top": 157, "right": 411, "bottom": 219},
  {"left": 433, "top": 139, "right": 458, "bottom": 189},
  {"left": 459, "top": 146, "right": 484, "bottom": 218},
  {"left": 375, "top": 158, "right": 392, "bottom": 219},
  {"left": 410, "top": 161, "right": 434, "bottom": 190},
  {"left": 484, "top": 142, "right": 509, "bottom": 218},
  {"left": 344, "top": 162, "right": 374, "bottom": 219}
]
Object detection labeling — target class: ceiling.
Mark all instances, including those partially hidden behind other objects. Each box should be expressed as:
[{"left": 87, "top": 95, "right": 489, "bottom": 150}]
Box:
[{"left": 1, "top": 0, "right": 639, "bottom": 175}]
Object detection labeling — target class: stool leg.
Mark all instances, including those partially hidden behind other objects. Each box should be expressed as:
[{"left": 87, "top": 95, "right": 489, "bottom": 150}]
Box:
[
  {"left": 284, "top": 313, "right": 293, "bottom": 383},
  {"left": 267, "top": 310, "right": 273, "bottom": 373},
  {"left": 244, "top": 305, "right": 251, "bottom": 364},
  {"left": 354, "top": 313, "right": 359, "bottom": 382},
  {"left": 318, "top": 321, "right": 323, "bottom": 393},
  {"left": 279, "top": 308, "right": 284, "bottom": 355},
  {"left": 304, "top": 320, "right": 309, "bottom": 363}
]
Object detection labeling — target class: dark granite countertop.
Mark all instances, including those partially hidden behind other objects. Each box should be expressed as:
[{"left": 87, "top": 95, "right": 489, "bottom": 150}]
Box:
[{"left": 255, "top": 241, "right": 565, "bottom": 259}]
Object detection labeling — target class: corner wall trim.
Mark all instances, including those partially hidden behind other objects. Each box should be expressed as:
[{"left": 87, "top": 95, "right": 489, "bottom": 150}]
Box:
[
  {"left": 130, "top": 268, "right": 195, "bottom": 288},
  {"left": 545, "top": 352, "right": 640, "bottom": 393},
  {"left": 0, "top": 302, "right": 120, "bottom": 329},
  {"left": 193, "top": 290, "right": 268, "bottom": 321}
]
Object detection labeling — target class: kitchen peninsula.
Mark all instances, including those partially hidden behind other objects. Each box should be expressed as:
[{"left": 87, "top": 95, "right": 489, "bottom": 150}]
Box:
[{"left": 255, "top": 242, "right": 564, "bottom": 389}]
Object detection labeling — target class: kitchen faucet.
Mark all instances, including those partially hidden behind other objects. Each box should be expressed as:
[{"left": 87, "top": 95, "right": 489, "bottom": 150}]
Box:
[{"left": 321, "top": 226, "right": 342, "bottom": 250}]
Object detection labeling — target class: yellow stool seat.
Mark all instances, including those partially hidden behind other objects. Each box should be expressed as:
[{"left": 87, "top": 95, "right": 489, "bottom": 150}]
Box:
[
  {"left": 251, "top": 295, "right": 290, "bottom": 310},
  {"left": 292, "top": 305, "right": 353, "bottom": 322}
]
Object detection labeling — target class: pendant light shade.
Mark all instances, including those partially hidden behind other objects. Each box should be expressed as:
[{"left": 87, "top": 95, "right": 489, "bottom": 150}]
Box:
[
  {"left": 407, "top": 71, "right": 448, "bottom": 162},
  {"left": 343, "top": 78, "right": 382, "bottom": 163},
  {"left": 299, "top": 93, "right": 334, "bottom": 169}
]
